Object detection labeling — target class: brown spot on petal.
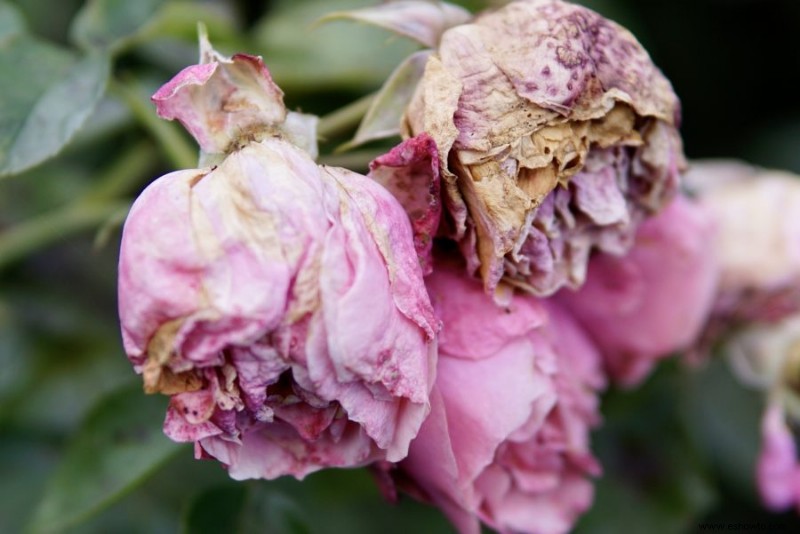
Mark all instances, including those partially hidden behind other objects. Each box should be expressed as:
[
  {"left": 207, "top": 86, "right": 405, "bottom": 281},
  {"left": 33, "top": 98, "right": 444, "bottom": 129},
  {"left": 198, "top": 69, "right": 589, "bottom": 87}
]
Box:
[
  {"left": 142, "top": 318, "right": 203, "bottom": 395},
  {"left": 143, "top": 360, "right": 203, "bottom": 395}
]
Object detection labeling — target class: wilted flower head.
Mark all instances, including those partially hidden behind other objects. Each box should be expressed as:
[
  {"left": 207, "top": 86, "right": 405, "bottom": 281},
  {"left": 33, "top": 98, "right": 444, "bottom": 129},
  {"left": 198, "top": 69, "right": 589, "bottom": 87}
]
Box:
[
  {"left": 684, "top": 160, "right": 800, "bottom": 324},
  {"left": 556, "top": 195, "right": 718, "bottom": 386},
  {"left": 118, "top": 38, "right": 438, "bottom": 479},
  {"left": 383, "top": 259, "right": 605, "bottom": 534},
  {"left": 397, "top": 0, "right": 683, "bottom": 294}
]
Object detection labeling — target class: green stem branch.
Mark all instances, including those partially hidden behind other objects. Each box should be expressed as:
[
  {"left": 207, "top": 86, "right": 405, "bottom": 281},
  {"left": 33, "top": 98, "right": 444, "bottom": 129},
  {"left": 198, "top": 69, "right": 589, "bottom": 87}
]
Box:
[
  {"left": 0, "top": 141, "right": 158, "bottom": 269},
  {"left": 0, "top": 201, "right": 130, "bottom": 270},
  {"left": 317, "top": 93, "right": 374, "bottom": 141}
]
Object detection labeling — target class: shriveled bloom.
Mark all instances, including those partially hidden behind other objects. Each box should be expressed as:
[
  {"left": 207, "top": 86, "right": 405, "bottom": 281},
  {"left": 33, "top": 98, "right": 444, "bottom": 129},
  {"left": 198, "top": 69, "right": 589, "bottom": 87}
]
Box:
[
  {"left": 684, "top": 160, "right": 800, "bottom": 324},
  {"left": 118, "top": 37, "right": 438, "bottom": 479},
  {"left": 556, "top": 195, "right": 718, "bottom": 386},
  {"left": 383, "top": 259, "right": 605, "bottom": 534},
  {"left": 401, "top": 0, "right": 683, "bottom": 294}
]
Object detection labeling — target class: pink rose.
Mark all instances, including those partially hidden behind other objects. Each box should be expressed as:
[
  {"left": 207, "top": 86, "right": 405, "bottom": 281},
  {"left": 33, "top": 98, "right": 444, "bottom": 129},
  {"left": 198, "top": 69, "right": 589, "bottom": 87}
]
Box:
[
  {"left": 118, "top": 39, "right": 438, "bottom": 480},
  {"left": 386, "top": 260, "right": 605, "bottom": 534},
  {"left": 556, "top": 195, "right": 718, "bottom": 386},
  {"left": 401, "top": 0, "right": 683, "bottom": 294}
]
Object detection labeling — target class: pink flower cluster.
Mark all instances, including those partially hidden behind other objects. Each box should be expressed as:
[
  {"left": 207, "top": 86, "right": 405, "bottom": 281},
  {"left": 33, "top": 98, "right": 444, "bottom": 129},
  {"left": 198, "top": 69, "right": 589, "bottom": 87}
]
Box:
[{"left": 116, "top": 1, "right": 800, "bottom": 532}]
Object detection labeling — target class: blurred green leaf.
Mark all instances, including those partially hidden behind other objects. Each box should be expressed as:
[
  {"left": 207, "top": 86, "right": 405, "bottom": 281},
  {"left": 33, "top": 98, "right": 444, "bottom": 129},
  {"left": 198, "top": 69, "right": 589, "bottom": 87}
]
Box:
[
  {"left": 29, "top": 386, "right": 181, "bottom": 534},
  {"left": 0, "top": 301, "right": 35, "bottom": 406},
  {"left": 577, "top": 363, "right": 718, "bottom": 534},
  {"left": 679, "top": 357, "right": 764, "bottom": 502},
  {"left": 0, "top": 1, "right": 27, "bottom": 40},
  {"left": 253, "top": 0, "right": 419, "bottom": 94},
  {"left": 0, "top": 34, "right": 109, "bottom": 177},
  {"left": 69, "top": 0, "right": 163, "bottom": 53},
  {"left": 0, "top": 436, "right": 60, "bottom": 534},
  {"left": 71, "top": 0, "right": 237, "bottom": 57},
  {"left": 184, "top": 485, "right": 248, "bottom": 534},
  {"left": 238, "top": 484, "right": 312, "bottom": 534}
]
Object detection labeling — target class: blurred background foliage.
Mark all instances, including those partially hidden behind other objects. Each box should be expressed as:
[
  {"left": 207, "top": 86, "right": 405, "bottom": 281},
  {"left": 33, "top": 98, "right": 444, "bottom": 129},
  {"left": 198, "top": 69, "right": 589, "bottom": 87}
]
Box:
[{"left": 1, "top": 0, "right": 799, "bottom": 532}]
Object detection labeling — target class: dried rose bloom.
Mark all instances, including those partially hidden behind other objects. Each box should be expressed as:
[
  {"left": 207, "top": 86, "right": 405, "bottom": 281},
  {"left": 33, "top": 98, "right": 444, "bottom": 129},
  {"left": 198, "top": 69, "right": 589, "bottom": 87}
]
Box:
[
  {"left": 379, "top": 260, "right": 605, "bottom": 534},
  {"left": 400, "top": 0, "right": 683, "bottom": 294},
  {"left": 118, "top": 37, "right": 438, "bottom": 479},
  {"left": 556, "top": 195, "right": 718, "bottom": 386}
]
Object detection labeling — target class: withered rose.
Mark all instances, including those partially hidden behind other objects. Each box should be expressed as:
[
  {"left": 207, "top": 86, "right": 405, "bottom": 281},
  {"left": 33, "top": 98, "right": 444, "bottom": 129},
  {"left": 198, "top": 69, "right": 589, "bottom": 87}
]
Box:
[
  {"left": 118, "top": 37, "right": 438, "bottom": 480},
  {"left": 404, "top": 0, "right": 683, "bottom": 294}
]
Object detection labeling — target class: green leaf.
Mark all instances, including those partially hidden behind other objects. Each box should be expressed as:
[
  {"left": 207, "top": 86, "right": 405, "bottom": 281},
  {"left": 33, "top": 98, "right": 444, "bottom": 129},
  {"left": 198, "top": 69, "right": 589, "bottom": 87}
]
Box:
[
  {"left": 0, "top": 1, "right": 27, "bottom": 41},
  {"left": 253, "top": 0, "right": 419, "bottom": 93},
  {"left": 577, "top": 362, "right": 718, "bottom": 534},
  {"left": 71, "top": 0, "right": 238, "bottom": 57},
  {"left": 0, "top": 35, "right": 110, "bottom": 177},
  {"left": 238, "top": 485, "right": 312, "bottom": 534},
  {"left": 0, "top": 437, "right": 60, "bottom": 534},
  {"left": 69, "top": 0, "right": 163, "bottom": 53},
  {"left": 341, "top": 50, "right": 430, "bottom": 151},
  {"left": 679, "top": 356, "right": 764, "bottom": 501},
  {"left": 29, "top": 386, "right": 182, "bottom": 534},
  {"left": 183, "top": 485, "right": 248, "bottom": 534}
]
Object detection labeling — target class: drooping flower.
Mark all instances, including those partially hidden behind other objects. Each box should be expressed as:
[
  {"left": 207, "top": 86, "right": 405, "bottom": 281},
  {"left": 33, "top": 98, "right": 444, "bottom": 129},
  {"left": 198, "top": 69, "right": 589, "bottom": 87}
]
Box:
[
  {"left": 724, "top": 315, "right": 800, "bottom": 512},
  {"left": 381, "top": 259, "right": 605, "bottom": 534},
  {"left": 118, "top": 36, "right": 438, "bottom": 480},
  {"left": 556, "top": 195, "right": 718, "bottom": 386},
  {"left": 682, "top": 160, "right": 800, "bottom": 512},
  {"left": 378, "top": 0, "right": 684, "bottom": 295}
]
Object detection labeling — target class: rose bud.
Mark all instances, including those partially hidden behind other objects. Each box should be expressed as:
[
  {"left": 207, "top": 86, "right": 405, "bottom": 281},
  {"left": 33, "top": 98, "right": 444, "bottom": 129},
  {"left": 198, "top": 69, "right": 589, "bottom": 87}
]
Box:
[
  {"left": 684, "top": 161, "right": 800, "bottom": 325},
  {"left": 383, "top": 259, "right": 605, "bottom": 534},
  {"left": 118, "top": 36, "right": 438, "bottom": 479},
  {"left": 556, "top": 195, "right": 718, "bottom": 386},
  {"left": 399, "top": 0, "right": 684, "bottom": 295}
]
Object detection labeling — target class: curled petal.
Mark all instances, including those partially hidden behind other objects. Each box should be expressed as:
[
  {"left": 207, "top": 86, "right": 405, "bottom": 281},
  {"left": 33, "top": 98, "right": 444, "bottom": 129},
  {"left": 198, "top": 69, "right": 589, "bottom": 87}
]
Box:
[{"left": 369, "top": 134, "right": 442, "bottom": 274}]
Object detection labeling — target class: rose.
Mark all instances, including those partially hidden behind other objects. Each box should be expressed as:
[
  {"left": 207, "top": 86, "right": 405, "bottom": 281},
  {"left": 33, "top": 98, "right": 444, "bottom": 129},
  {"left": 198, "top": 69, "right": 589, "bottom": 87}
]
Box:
[
  {"left": 382, "top": 260, "right": 605, "bottom": 534},
  {"left": 402, "top": 0, "right": 684, "bottom": 295},
  {"left": 556, "top": 195, "right": 718, "bottom": 386},
  {"left": 118, "top": 37, "right": 438, "bottom": 479}
]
